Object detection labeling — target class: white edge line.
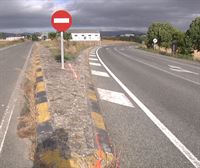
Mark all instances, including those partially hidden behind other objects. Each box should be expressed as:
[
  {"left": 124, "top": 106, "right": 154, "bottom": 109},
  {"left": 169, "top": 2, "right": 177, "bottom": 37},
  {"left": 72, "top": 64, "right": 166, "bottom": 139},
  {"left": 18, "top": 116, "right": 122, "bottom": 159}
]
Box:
[
  {"left": 0, "top": 43, "right": 33, "bottom": 154},
  {"left": 0, "top": 43, "right": 22, "bottom": 52},
  {"left": 134, "top": 47, "right": 200, "bottom": 70},
  {"left": 115, "top": 49, "right": 200, "bottom": 86},
  {"left": 96, "top": 47, "right": 200, "bottom": 168}
]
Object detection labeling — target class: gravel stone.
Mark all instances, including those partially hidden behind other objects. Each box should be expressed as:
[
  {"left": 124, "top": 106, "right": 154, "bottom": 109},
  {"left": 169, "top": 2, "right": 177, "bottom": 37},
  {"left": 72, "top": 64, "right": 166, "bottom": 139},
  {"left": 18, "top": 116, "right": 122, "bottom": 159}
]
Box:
[{"left": 38, "top": 43, "right": 95, "bottom": 156}]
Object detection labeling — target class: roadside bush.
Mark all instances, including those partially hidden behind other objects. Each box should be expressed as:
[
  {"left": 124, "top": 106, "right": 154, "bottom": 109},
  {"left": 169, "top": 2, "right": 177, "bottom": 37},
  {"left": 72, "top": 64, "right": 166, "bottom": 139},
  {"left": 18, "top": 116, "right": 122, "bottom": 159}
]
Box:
[{"left": 32, "top": 34, "right": 39, "bottom": 41}]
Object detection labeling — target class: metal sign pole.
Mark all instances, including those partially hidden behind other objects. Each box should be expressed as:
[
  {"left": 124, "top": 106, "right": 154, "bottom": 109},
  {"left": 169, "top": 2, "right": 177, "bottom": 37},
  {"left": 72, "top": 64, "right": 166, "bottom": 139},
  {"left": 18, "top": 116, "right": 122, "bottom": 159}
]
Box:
[{"left": 61, "top": 31, "right": 64, "bottom": 69}]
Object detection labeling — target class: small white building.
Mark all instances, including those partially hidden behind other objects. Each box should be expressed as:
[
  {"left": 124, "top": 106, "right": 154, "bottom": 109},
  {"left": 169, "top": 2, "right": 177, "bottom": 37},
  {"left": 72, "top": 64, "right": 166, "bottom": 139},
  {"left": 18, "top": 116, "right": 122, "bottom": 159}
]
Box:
[
  {"left": 6, "top": 36, "right": 25, "bottom": 41},
  {"left": 68, "top": 30, "right": 101, "bottom": 41}
]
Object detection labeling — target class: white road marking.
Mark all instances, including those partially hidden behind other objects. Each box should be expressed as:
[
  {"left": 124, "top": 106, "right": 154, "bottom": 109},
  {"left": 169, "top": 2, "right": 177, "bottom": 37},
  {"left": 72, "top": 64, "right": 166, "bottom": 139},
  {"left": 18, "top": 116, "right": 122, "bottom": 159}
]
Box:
[
  {"left": 89, "top": 58, "right": 98, "bottom": 61},
  {"left": 0, "top": 44, "right": 33, "bottom": 154},
  {"left": 90, "top": 55, "right": 96, "bottom": 57},
  {"left": 168, "top": 65, "right": 199, "bottom": 75},
  {"left": 89, "top": 62, "right": 101, "bottom": 66},
  {"left": 135, "top": 48, "right": 200, "bottom": 70},
  {"left": 96, "top": 47, "right": 200, "bottom": 168},
  {"left": 97, "top": 88, "right": 134, "bottom": 107},
  {"left": 0, "top": 44, "right": 21, "bottom": 52},
  {"left": 115, "top": 49, "right": 200, "bottom": 86},
  {"left": 91, "top": 70, "right": 110, "bottom": 77},
  {"left": 54, "top": 18, "right": 69, "bottom": 23}
]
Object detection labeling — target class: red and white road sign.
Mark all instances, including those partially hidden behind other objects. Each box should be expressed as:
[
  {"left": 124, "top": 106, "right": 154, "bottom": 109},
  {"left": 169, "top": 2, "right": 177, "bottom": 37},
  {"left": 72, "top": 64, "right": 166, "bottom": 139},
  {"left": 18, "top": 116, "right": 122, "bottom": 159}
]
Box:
[{"left": 51, "top": 10, "right": 72, "bottom": 32}]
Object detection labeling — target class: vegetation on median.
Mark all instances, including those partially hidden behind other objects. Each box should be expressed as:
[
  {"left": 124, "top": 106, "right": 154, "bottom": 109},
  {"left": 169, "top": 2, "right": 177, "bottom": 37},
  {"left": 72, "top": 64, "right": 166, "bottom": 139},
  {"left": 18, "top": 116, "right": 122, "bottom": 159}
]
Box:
[{"left": 41, "top": 39, "right": 96, "bottom": 62}]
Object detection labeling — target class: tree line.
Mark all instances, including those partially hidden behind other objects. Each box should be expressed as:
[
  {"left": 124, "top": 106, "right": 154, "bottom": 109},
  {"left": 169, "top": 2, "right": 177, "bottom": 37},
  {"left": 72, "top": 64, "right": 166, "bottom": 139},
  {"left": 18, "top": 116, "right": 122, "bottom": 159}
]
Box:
[{"left": 146, "top": 17, "right": 200, "bottom": 56}]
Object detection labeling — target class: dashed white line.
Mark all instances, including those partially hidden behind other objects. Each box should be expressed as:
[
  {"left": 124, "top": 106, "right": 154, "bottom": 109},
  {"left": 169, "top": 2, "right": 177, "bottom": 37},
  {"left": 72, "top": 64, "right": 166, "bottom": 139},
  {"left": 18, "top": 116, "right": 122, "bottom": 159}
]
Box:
[
  {"left": 97, "top": 88, "right": 134, "bottom": 108},
  {"left": 89, "top": 58, "right": 98, "bottom": 61},
  {"left": 96, "top": 47, "right": 200, "bottom": 168},
  {"left": 90, "top": 54, "right": 96, "bottom": 57},
  {"left": 91, "top": 70, "right": 110, "bottom": 77},
  {"left": 89, "top": 62, "right": 101, "bottom": 66},
  {"left": 115, "top": 49, "right": 200, "bottom": 86}
]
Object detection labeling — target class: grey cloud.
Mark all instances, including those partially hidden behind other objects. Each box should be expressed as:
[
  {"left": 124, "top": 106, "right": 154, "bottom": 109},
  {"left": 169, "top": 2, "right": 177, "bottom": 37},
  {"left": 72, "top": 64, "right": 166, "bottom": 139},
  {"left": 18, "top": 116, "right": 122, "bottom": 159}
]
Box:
[
  {"left": 70, "top": 0, "right": 200, "bottom": 31},
  {"left": 0, "top": 0, "right": 200, "bottom": 32}
]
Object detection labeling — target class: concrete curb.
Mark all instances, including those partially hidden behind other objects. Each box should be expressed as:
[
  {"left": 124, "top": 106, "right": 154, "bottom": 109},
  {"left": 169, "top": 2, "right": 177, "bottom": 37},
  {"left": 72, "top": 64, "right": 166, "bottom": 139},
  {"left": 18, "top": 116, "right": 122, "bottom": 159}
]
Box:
[
  {"left": 33, "top": 47, "right": 114, "bottom": 168},
  {"left": 88, "top": 83, "right": 113, "bottom": 153},
  {"left": 87, "top": 47, "right": 114, "bottom": 167},
  {"left": 34, "top": 55, "right": 54, "bottom": 145}
]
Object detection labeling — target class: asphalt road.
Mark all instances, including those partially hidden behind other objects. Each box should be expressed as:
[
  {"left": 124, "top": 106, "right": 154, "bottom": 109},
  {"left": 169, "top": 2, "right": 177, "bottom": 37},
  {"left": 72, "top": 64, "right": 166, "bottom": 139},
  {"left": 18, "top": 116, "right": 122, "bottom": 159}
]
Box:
[
  {"left": 91, "top": 45, "right": 200, "bottom": 167},
  {"left": 0, "top": 42, "right": 33, "bottom": 168}
]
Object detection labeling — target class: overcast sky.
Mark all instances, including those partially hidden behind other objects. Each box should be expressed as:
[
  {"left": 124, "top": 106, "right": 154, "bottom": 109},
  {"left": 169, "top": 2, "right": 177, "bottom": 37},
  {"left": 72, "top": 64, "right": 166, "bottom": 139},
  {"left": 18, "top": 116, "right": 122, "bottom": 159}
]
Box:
[{"left": 0, "top": 0, "right": 199, "bottom": 32}]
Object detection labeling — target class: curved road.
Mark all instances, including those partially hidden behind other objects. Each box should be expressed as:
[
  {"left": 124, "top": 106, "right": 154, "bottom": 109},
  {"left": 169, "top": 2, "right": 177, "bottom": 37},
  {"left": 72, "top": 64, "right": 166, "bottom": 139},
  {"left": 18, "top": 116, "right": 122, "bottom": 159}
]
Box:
[{"left": 90, "top": 45, "right": 200, "bottom": 167}]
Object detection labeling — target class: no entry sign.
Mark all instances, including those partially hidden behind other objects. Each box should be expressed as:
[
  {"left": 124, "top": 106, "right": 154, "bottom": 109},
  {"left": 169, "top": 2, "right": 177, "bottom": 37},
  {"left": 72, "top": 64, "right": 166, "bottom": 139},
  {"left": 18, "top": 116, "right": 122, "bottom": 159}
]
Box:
[
  {"left": 51, "top": 10, "right": 72, "bottom": 69},
  {"left": 51, "top": 10, "right": 72, "bottom": 32}
]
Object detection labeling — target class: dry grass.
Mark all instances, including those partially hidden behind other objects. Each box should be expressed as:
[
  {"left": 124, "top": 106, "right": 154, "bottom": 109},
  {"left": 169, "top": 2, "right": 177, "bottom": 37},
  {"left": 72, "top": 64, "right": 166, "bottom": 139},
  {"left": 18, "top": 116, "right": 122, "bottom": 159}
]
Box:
[
  {"left": 41, "top": 40, "right": 95, "bottom": 61},
  {"left": 0, "top": 39, "right": 25, "bottom": 48},
  {"left": 17, "top": 45, "right": 39, "bottom": 161},
  {"left": 193, "top": 50, "right": 200, "bottom": 62},
  {"left": 101, "top": 39, "right": 134, "bottom": 45}
]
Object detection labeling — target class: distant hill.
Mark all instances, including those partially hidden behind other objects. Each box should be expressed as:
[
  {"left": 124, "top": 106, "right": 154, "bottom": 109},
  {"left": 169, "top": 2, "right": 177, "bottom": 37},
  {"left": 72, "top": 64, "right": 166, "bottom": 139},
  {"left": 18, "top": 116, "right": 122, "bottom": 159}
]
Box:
[
  {"left": 100, "top": 30, "right": 145, "bottom": 37},
  {"left": 0, "top": 32, "right": 28, "bottom": 38}
]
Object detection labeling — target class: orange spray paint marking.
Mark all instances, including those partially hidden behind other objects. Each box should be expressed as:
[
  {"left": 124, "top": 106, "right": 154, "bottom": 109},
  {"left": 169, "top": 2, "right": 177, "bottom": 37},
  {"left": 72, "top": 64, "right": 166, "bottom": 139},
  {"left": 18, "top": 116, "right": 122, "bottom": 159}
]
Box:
[
  {"left": 68, "top": 63, "right": 78, "bottom": 79},
  {"left": 95, "top": 134, "right": 103, "bottom": 168}
]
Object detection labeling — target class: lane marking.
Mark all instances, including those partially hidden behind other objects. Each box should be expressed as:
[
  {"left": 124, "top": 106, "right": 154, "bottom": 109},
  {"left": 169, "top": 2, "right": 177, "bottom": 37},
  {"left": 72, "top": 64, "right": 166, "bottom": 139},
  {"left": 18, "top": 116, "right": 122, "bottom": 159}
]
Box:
[
  {"left": 97, "top": 88, "right": 134, "bottom": 108},
  {"left": 0, "top": 43, "right": 22, "bottom": 52},
  {"left": 90, "top": 55, "right": 96, "bottom": 58},
  {"left": 91, "top": 70, "right": 110, "bottom": 77},
  {"left": 89, "top": 62, "right": 101, "bottom": 66},
  {"left": 96, "top": 47, "right": 200, "bottom": 168},
  {"left": 132, "top": 47, "right": 200, "bottom": 70},
  {"left": 0, "top": 43, "right": 33, "bottom": 154},
  {"left": 89, "top": 58, "right": 99, "bottom": 61},
  {"left": 54, "top": 18, "right": 69, "bottom": 24},
  {"left": 115, "top": 49, "right": 200, "bottom": 86},
  {"left": 168, "top": 65, "right": 199, "bottom": 75}
]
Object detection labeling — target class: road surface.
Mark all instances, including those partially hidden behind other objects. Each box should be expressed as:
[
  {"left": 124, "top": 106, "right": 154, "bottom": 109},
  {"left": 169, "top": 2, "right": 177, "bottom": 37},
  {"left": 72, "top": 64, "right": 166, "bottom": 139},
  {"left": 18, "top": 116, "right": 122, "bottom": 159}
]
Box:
[
  {"left": 0, "top": 42, "right": 33, "bottom": 168},
  {"left": 89, "top": 45, "right": 200, "bottom": 167}
]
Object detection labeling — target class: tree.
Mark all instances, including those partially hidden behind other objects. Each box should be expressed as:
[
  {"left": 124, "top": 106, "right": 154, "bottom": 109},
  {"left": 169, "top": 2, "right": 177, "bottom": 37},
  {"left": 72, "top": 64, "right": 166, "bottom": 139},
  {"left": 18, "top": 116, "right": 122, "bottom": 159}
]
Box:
[
  {"left": 185, "top": 17, "right": 200, "bottom": 52},
  {"left": 0, "top": 32, "right": 3, "bottom": 39},
  {"left": 48, "top": 32, "right": 57, "bottom": 40},
  {"left": 32, "top": 34, "right": 39, "bottom": 41},
  {"left": 172, "top": 29, "right": 186, "bottom": 54},
  {"left": 147, "top": 22, "right": 176, "bottom": 49},
  {"left": 63, "top": 32, "right": 72, "bottom": 41}
]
